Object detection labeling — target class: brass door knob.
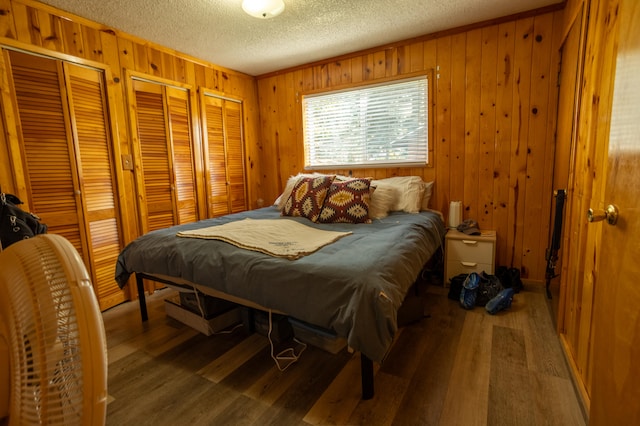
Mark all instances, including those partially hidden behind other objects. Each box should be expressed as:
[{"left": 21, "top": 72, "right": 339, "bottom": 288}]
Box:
[{"left": 587, "top": 204, "right": 619, "bottom": 225}]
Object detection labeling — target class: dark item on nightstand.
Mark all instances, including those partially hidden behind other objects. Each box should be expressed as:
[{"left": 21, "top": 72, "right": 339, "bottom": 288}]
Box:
[{"left": 456, "top": 219, "right": 480, "bottom": 235}]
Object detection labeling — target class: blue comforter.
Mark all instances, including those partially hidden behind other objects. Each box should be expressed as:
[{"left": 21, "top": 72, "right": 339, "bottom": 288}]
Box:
[{"left": 115, "top": 207, "right": 445, "bottom": 362}]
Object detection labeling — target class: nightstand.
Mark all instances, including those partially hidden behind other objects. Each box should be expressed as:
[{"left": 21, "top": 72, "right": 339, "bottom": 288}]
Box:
[{"left": 444, "top": 229, "right": 496, "bottom": 286}]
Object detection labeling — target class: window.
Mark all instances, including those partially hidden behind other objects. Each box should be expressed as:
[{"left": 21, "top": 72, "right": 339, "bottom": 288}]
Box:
[{"left": 302, "top": 75, "right": 430, "bottom": 169}]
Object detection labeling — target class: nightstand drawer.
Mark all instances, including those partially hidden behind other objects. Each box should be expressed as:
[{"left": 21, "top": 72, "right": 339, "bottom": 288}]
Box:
[
  {"left": 446, "top": 239, "right": 494, "bottom": 264},
  {"left": 446, "top": 260, "right": 493, "bottom": 278}
]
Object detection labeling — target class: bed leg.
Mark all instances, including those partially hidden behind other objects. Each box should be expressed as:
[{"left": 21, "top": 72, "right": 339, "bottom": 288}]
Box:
[
  {"left": 136, "top": 273, "right": 148, "bottom": 322},
  {"left": 361, "top": 353, "right": 374, "bottom": 400}
]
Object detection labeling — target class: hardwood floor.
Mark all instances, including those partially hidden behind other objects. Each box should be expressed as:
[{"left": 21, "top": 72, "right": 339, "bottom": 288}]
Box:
[{"left": 103, "top": 283, "right": 586, "bottom": 425}]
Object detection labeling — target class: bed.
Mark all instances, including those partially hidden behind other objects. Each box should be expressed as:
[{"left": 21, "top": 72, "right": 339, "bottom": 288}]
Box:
[{"left": 114, "top": 176, "right": 445, "bottom": 399}]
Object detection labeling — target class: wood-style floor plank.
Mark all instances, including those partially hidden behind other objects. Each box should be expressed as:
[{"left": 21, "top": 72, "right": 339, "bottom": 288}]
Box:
[
  {"left": 391, "top": 291, "right": 466, "bottom": 425},
  {"left": 104, "top": 283, "right": 586, "bottom": 425},
  {"left": 487, "top": 326, "right": 535, "bottom": 426},
  {"left": 438, "top": 311, "right": 493, "bottom": 425},
  {"left": 198, "top": 333, "right": 269, "bottom": 383},
  {"left": 347, "top": 371, "right": 408, "bottom": 426},
  {"left": 303, "top": 353, "right": 367, "bottom": 425},
  {"left": 529, "top": 371, "right": 586, "bottom": 426}
]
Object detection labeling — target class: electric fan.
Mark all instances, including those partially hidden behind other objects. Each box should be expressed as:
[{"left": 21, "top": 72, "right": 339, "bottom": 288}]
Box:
[{"left": 0, "top": 234, "right": 108, "bottom": 425}]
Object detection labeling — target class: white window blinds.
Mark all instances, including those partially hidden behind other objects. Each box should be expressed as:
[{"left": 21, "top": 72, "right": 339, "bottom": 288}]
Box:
[{"left": 302, "top": 76, "right": 429, "bottom": 169}]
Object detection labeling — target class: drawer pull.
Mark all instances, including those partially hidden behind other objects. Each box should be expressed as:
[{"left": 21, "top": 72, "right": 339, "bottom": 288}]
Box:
[
  {"left": 462, "top": 240, "right": 478, "bottom": 245},
  {"left": 461, "top": 261, "right": 478, "bottom": 267}
]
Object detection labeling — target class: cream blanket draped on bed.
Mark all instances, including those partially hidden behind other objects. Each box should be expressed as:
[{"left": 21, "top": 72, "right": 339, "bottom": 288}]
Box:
[{"left": 177, "top": 218, "right": 352, "bottom": 260}]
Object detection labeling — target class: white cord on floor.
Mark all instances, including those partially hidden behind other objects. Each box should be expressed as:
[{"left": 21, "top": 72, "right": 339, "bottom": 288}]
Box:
[{"left": 267, "top": 309, "right": 306, "bottom": 371}]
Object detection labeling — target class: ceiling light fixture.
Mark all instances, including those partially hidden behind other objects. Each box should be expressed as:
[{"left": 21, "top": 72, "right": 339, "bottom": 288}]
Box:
[{"left": 242, "top": 0, "right": 285, "bottom": 19}]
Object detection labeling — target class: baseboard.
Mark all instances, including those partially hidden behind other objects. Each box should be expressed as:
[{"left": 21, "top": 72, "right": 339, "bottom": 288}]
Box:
[{"left": 559, "top": 334, "right": 590, "bottom": 424}]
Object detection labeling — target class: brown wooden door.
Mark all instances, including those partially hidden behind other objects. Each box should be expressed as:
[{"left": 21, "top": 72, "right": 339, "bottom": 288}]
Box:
[
  {"left": 224, "top": 100, "right": 247, "bottom": 214},
  {"left": 589, "top": 0, "right": 640, "bottom": 422},
  {"left": 130, "top": 79, "right": 198, "bottom": 233},
  {"left": 65, "top": 63, "right": 126, "bottom": 310},
  {"left": 166, "top": 86, "right": 197, "bottom": 224},
  {"left": 4, "top": 50, "right": 125, "bottom": 310},
  {"left": 200, "top": 91, "right": 247, "bottom": 218},
  {"left": 556, "top": 0, "right": 621, "bottom": 406},
  {"left": 7, "top": 51, "right": 87, "bottom": 254}
]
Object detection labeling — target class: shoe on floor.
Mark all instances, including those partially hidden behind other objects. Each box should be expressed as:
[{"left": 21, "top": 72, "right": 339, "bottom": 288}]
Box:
[
  {"left": 485, "top": 288, "right": 515, "bottom": 315},
  {"left": 509, "top": 267, "right": 523, "bottom": 293},
  {"left": 459, "top": 272, "right": 480, "bottom": 309}
]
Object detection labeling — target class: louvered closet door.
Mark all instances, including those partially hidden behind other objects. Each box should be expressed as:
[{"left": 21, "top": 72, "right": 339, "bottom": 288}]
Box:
[
  {"left": 166, "top": 87, "right": 197, "bottom": 223},
  {"left": 201, "top": 95, "right": 228, "bottom": 216},
  {"left": 201, "top": 92, "right": 247, "bottom": 217},
  {"left": 132, "top": 80, "right": 175, "bottom": 232},
  {"left": 65, "top": 63, "right": 125, "bottom": 310},
  {"left": 8, "top": 51, "right": 87, "bottom": 254},
  {"left": 224, "top": 101, "right": 247, "bottom": 213},
  {"left": 6, "top": 50, "right": 125, "bottom": 310},
  {"left": 131, "top": 80, "right": 197, "bottom": 233}
]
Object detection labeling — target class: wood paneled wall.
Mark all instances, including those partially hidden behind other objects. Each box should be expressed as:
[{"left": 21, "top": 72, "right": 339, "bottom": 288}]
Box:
[
  {"left": 0, "top": 0, "right": 261, "bottom": 243},
  {"left": 256, "top": 8, "right": 564, "bottom": 281},
  {"left": 0, "top": 0, "right": 567, "bottom": 284}
]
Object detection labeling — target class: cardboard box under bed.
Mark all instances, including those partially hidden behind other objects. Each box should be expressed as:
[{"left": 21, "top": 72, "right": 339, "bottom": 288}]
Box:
[
  {"left": 165, "top": 291, "right": 347, "bottom": 354},
  {"left": 164, "top": 295, "right": 241, "bottom": 336}
]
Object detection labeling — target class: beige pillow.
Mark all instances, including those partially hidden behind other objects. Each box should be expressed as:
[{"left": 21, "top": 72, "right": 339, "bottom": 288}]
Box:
[
  {"left": 368, "top": 176, "right": 426, "bottom": 218},
  {"left": 376, "top": 176, "right": 425, "bottom": 213},
  {"left": 421, "top": 181, "right": 434, "bottom": 210},
  {"left": 369, "top": 182, "right": 396, "bottom": 219}
]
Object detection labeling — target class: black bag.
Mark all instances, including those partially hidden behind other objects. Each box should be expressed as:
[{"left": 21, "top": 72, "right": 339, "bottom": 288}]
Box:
[
  {"left": 0, "top": 192, "right": 48, "bottom": 249},
  {"left": 448, "top": 273, "right": 468, "bottom": 301},
  {"left": 496, "top": 265, "right": 524, "bottom": 293},
  {"left": 475, "top": 272, "right": 504, "bottom": 306}
]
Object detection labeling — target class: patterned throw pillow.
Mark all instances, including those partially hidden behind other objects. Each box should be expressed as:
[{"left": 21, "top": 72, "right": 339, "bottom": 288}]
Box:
[
  {"left": 282, "top": 175, "right": 335, "bottom": 222},
  {"left": 318, "top": 178, "right": 372, "bottom": 224}
]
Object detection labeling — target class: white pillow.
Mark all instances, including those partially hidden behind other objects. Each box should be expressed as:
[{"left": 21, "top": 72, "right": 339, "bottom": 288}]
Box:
[
  {"left": 274, "top": 173, "right": 325, "bottom": 209},
  {"left": 368, "top": 176, "right": 425, "bottom": 217},
  {"left": 369, "top": 183, "right": 397, "bottom": 219},
  {"left": 421, "top": 181, "right": 434, "bottom": 210},
  {"left": 376, "top": 176, "right": 425, "bottom": 213}
]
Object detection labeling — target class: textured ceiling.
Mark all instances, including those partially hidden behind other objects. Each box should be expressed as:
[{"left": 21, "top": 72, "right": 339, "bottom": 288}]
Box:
[{"left": 38, "top": 0, "right": 561, "bottom": 76}]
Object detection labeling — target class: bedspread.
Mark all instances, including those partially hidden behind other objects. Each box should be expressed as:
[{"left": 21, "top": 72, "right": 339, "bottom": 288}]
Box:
[
  {"left": 177, "top": 218, "right": 352, "bottom": 259},
  {"left": 115, "top": 207, "right": 445, "bottom": 362}
]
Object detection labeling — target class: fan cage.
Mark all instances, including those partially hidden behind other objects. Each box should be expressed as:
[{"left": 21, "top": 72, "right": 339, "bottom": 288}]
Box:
[{"left": 0, "top": 235, "right": 107, "bottom": 425}]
